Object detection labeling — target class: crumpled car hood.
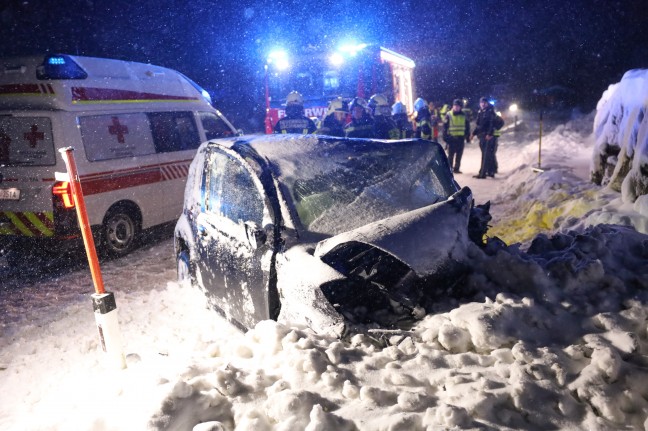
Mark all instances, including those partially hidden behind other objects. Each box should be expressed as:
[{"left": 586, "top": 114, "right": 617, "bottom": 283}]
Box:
[{"left": 314, "top": 187, "right": 473, "bottom": 276}]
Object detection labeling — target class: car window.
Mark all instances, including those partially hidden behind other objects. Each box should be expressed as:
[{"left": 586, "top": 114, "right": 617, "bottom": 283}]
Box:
[
  {"left": 200, "top": 112, "right": 235, "bottom": 140},
  {"left": 148, "top": 111, "right": 201, "bottom": 152},
  {"left": 207, "top": 150, "right": 264, "bottom": 224}
]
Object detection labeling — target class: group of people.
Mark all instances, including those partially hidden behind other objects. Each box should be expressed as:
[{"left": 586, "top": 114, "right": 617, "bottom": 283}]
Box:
[
  {"left": 412, "top": 96, "right": 501, "bottom": 178},
  {"left": 273, "top": 91, "right": 409, "bottom": 140},
  {"left": 273, "top": 91, "right": 501, "bottom": 179}
]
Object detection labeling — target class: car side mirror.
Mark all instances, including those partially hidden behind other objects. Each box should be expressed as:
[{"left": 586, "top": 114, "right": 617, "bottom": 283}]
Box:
[{"left": 244, "top": 221, "right": 267, "bottom": 249}]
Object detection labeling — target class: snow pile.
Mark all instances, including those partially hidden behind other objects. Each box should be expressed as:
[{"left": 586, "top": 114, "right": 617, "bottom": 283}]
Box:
[
  {"left": 484, "top": 111, "right": 648, "bottom": 245},
  {"left": 149, "top": 225, "right": 648, "bottom": 430},
  {"left": 591, "top": 69, "right": 648, "bottom": 203}
]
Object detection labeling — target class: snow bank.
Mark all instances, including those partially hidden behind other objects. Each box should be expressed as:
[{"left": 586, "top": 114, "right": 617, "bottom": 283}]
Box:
[
  {"left": 591, "top": 69, "right": 648, "bottom": 202},
  {"left": 149, "top": 225, "right": 648, "bottom": 430}
]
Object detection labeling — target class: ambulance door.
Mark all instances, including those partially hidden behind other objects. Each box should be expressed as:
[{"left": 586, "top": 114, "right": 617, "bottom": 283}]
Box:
[
  {"left": 0, "top": 114, "right": 59, "bottom": 240},
  {"left": 147, "top": 111, "right": 202, "bottom": 222}
]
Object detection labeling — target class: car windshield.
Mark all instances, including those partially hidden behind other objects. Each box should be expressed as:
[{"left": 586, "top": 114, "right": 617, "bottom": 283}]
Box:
[{"left": 267, "top": 138, "right": 459, "bottom": 235}]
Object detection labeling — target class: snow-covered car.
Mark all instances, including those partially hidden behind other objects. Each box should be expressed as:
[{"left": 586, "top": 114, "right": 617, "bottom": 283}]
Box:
[{"left": 174, "top": 134, "right": 475, "bottom": 335}]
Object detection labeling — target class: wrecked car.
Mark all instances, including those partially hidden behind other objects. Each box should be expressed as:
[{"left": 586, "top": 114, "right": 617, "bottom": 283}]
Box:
[{"left": 174, "top": 134, "right": 478, "bottom": 335}]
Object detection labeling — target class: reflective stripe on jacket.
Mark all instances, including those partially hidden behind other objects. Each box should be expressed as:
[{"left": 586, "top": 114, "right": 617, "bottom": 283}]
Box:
[{"left": 447, "top": 111, "right": 467, "bottom": 137}]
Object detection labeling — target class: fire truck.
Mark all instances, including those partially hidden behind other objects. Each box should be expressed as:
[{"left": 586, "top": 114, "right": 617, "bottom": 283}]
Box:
[{"left": 264, "top": 44, "right": 415, "bottom": 133}]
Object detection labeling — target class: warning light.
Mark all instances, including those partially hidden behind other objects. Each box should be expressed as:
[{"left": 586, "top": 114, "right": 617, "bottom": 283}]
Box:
[
  {"left": 52, "top": 181, "right": 75, "bottom": 209},
  {"left": 38, "top": 54, "right": 88, "bottom": 80},
  {"left": 48, "top": 56, "right": 66, "bottom": 65}
]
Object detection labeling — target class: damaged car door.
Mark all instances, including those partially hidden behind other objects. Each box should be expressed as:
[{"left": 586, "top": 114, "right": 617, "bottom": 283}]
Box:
[{"left": 195, "top": 148, "right": 274, "bottom": 329}]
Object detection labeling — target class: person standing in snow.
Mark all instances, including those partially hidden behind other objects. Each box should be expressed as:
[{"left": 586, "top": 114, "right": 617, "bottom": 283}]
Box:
[
  {"left": 274, "top": 91, "right": 317, "bottom": 134},
  {"left": 392, "top": 101, "right": 414, "bottom": 138},
  {"left": 344, "top": 97, "right": 375, "bottom": 138},
  {"left": 471, "top": 97, "right": 497, "bottom": 178},
  {"left": 368, "top": 94, "right": 399, "bottom": 139},
  {"left": 443, "top": 99, "right": 471, "bottom": 174},
  {"left": 316, "top": 98, "right": 348, "bottom": 137}
]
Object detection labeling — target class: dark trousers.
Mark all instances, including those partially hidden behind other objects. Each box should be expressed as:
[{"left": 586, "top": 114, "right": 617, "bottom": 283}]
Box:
[
  {"left": 445, "top": 136, "right": 465, "bottom": 172},
  {"left": 478, "top": 136, "right": 498, "bottom": 177}
]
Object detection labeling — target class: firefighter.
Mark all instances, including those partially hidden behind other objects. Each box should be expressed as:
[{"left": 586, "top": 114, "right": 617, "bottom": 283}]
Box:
[
  {"left": 443, "top": 99, "right": 471, "bottom": 174},
  {"left": 316, "top": 97, "right": 348, "bottom": 137},
  {"left": 345, "top": 97, "right": 375, "bottom": 138},
  {"left": 413, "top": 97, "right": 433, "bottom": 141},
  {"left": 392, "top": 101, "right": 413, "bottom": 138},
  {"left": 368, "top": 94, "right": 399, "bottom": 139},
  {"left": 273, "top": 91, "right": 317, "bottom": 134}
]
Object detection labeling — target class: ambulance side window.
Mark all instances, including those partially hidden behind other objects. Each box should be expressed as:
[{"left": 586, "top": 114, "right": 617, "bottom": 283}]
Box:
[
  {"left": 79, "top": 113, "right": 156, "bottom": 162},
  {"left": 148, "top": 112, "right": 201, "bottom": 153},
  {"left": 200, "top": 112, "right": 235, "bottom": 140}
]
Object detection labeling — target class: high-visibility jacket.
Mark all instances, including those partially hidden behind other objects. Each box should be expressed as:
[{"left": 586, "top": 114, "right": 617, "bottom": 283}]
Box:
[{"left": 447, "top": 111, "right": 468, "bottom": 137}]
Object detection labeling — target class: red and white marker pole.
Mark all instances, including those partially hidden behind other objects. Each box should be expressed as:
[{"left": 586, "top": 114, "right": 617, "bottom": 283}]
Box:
[{"left": 58, "top": 147, "right": 126, "bottom": 369}]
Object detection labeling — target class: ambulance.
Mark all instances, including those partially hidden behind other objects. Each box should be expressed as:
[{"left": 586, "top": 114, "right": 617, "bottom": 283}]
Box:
[{"left": 0, "top": 54, "right": 237, "bottom": 263}]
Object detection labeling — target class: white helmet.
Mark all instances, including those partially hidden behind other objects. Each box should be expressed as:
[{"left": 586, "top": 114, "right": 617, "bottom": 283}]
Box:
[
  {"left": 368, "top": 94, "right": 390, "bottom": 116},
  {"left": 327, "top": 97, "right": 348, "bottom": 116},
  {"left": 392, "top": 101, "right": 406, "bottom": 115},
  {"left": 349, "top": 97, "right": 368, "bottom": 112},
  {"left": 414, "top": 97, "right": 427, "bottom": 112},
  {"left": 286, "top": 90, "right": 304, "bottom": 106}
]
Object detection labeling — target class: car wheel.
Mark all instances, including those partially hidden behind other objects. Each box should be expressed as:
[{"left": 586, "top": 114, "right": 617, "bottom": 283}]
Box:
[
  {"left": 177, "top": 249, "right": 194, "bottom": 286},
  {"left": 102, "top": 207, "right": 138, "bottom": 257}
]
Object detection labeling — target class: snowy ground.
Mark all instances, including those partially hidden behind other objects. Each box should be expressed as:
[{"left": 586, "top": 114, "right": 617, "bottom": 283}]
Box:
[{"left": 1, "top": 111, "right": 648, "bottom": 430}]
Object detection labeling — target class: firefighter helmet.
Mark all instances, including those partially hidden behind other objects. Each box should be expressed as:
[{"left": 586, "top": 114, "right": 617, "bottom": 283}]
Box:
[
  {"left": 368, "top": 94, "right": 390, "bottom": 116},
  {"left": 327, "top": 97, "right": 348, "bottom": 115},
  {"left": 349, "top": 97, "right": 368, "bottom": 112},
  {"left": 286, "top": 90, "right": 304, "bottom": 106},
  {"left": 414, "top": 97, "right": 427, "bottom": 112},
  {"left": 392, "top": 101, "right": 406, "bottom": 116}
]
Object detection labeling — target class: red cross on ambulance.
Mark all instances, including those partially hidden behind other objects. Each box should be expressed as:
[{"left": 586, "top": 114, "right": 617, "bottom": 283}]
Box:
[
  {"left": 108, "top": 117, "right": 129, "bottom": 143},
  {"left": 24, "top": 124, "right": 44, "bottom": 148}
]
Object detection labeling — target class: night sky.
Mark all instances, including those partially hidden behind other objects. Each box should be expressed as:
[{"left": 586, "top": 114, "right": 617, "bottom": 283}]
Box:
[{"left": 1, "top": 0, "right": 647, "bottom": 130}]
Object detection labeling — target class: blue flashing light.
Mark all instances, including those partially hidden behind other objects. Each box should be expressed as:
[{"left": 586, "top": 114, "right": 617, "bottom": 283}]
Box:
[
  {"left": 489, "top": 99, "right": 497, "bottom": 106},
  {"left": 267, "top": 50, "right": 289, "bottom": 70},
  {"left": 329, "top": 52, "right": 344, "bottom": 67},
  {"left": 48, "top": 56, "right": 66, "bottom": 65},
  {"left": 38, "top": 55, "right": 87, "bottom": 80}
]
